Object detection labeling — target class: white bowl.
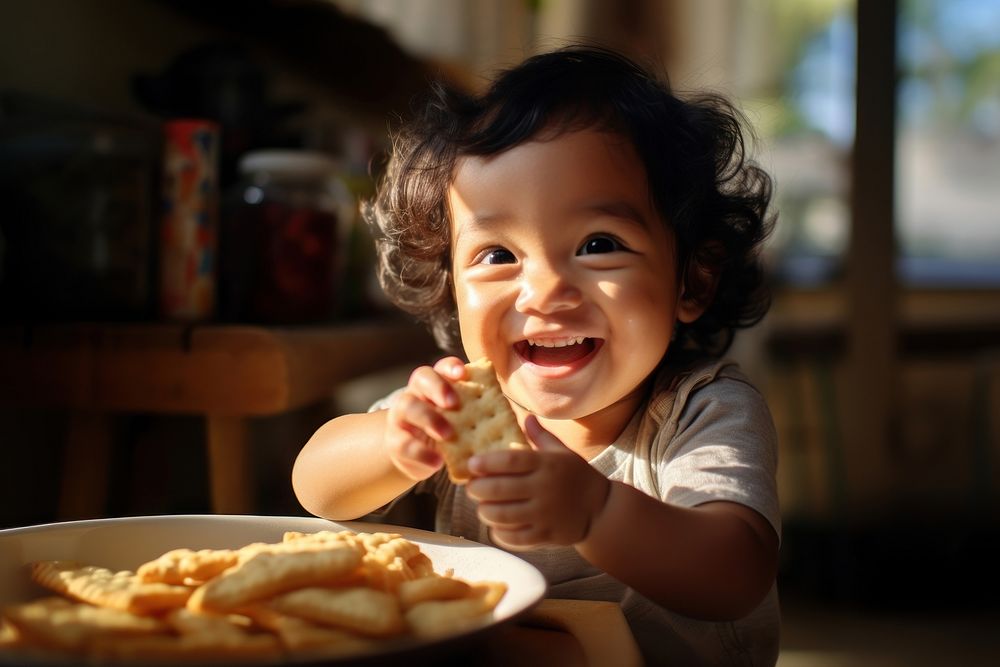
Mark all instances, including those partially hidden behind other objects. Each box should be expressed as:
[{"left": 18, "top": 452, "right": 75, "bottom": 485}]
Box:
[{"left": 0, "top": 514, "right": 547, "bottom": 665}]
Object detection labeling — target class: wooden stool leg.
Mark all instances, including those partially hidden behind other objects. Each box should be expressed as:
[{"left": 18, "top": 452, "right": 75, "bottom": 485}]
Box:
[
  {"left": 59, "top": 411, "right": 113, "bottom": 520},
  {"left": 206, "top": 416, "right": 253, "bottom": 515}
]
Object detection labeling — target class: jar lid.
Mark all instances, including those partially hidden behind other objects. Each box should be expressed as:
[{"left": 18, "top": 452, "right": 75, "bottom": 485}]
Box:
[{"left": 239, "top": 150, "right": 339, "bottom": 178}]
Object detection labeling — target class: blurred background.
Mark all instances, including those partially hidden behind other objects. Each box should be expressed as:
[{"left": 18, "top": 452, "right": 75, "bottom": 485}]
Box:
[{"left": 1, "top": 1, "right": 998, "bottom": 664}]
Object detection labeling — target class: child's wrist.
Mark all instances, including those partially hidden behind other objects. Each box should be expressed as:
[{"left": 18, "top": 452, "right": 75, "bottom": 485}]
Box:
[{"left": 578, "top": 476, "right": 613, "bottom": 544}]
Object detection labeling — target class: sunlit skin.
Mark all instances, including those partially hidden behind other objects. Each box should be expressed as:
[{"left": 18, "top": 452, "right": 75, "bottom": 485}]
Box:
[
  {"left": 383, "top": 128, "right": 702, "bottom": 482},
  {"left": 450, "top": 128, "right": 693, "bottom": 445},
  {"left": 292, "top": 127, "right": 779, "bottom": 620}
]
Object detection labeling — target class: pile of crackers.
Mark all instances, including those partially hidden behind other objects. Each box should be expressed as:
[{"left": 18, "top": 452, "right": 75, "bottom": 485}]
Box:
[{"left": 0, "top": 529, "right": 506, "bottom": 663}]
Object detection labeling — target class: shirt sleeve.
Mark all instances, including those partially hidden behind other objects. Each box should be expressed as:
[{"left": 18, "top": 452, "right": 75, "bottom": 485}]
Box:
[
  {"left": 367, "top": 388, "right": 405, "bottom": 413},
  {"left": 657, "top": 373, "right": 781, "bottom": 541}
]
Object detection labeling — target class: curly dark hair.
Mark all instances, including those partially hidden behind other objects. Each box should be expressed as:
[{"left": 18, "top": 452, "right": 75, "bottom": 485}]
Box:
[{"left": 363, "top": 45, "right": 774, "bottom": 361}]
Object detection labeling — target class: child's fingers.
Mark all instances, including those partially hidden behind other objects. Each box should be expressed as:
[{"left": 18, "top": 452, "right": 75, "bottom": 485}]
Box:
[
  {"left": 399, "top": 432, "right": 444, "bottom": 468},
  {"left": 407, "top": 365, "right": 459, "bottom": 409},
  {"left": 432, "top": 356, "right": 468, "bottom": 381},
  {"left": 466, "top": 448, "right": 537, "bottom": 477},
  {"left": 476, "top": 501, "right": 532, "bottom": 529},
  {"left": 386, "top": 428, "right": 443, "bottom": 480},
  {"left": 489, "top": 524, "right": 542, "bottom": 551},
  {"left": 390, "top": 392, "right": 454, "bottom": 441},
  {"left": 385, "top": 416, "right": 445, "bottom": 479},
  {"left": 523, "top": 415, "right": 571, "bottom": 452},
  {"left": 466, "top": 473, "right": 533, "bottom": 503}
]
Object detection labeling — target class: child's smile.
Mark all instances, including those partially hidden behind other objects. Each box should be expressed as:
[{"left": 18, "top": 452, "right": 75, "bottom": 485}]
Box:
[
  {"left": 448, "top": 127, "right": 705, "bottom": 443},
  {"left": 513, "top": 337, "right": 601, "bottom": 372}
]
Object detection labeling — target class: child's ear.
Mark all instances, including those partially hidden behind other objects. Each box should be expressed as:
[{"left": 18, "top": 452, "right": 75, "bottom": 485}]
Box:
[{"left": 676, "top": 247, "right": 722, "bottom": 324}]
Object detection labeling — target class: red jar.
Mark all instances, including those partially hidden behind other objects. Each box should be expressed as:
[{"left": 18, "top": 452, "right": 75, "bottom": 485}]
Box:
[{"left": 221, "top": 150, "right": 353, "bottom": 323}]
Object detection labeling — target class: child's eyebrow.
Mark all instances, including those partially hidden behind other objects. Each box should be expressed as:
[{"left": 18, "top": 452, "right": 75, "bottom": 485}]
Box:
[
  {"left": 466, "top": 212, "right": 509, "bottom": 226},
  {"left": 579, "top": 200, "right": 650, "bottom": 228},
  {"left": 452, "top": 201, "right": 650, "bottom": 245},
  {"left": 452, "top": 211, "right": 510, "bottom": 245}
]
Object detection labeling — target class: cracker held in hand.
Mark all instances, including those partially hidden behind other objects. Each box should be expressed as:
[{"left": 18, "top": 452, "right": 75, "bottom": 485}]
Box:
[{"left": 441, "top": 357, "right": 528, "bottom": 484}]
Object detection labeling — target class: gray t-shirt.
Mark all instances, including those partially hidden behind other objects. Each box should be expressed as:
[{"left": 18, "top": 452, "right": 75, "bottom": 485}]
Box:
[{"left": 372, "top": 358, "right": 780, "bottom": 666}]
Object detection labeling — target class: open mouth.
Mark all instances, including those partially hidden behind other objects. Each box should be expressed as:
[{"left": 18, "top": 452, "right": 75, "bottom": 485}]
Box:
[{"left": 513, "top": 336, "right": 602, "bottom": 367}]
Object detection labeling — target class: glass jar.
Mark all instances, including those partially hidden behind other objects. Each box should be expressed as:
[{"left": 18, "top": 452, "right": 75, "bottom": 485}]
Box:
[{"left": 220, "top": 150, "right": 354, "bottom": 323}]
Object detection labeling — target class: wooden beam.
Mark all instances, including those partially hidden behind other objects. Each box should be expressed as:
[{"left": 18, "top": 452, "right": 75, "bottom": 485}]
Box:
[
  {"left": 206, "top": 415, "right": 252, "bottom": 515},
  {"left": 845, "top": 0, "right": 899, "bottom": 515},
  {"left": 0, "top": 320, "right": 438, "bottom": 416},
  {"left": 58, "top": 411, "right": 113, "bottom": 520}
]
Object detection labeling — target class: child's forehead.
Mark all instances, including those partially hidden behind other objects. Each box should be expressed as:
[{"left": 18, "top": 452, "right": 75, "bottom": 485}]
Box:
[
  {"left": 451, "top": 124, "right": 638, "bottom": 179},
  {"left": 447, "top": 127, "right": 659, "bottom": 233}
]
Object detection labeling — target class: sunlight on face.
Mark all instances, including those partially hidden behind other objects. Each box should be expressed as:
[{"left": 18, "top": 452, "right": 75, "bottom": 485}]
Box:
[
  {"left": 596, "top": 279, "right": 623, "bottom": 300},
  {"left": 447, "top": 128, "right": 698, "bottom": 442}
]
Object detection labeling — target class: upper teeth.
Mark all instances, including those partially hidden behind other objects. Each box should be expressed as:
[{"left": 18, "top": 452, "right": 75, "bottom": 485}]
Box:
[{"left": 527, "top": 337, "right": 586, "bottom": 348}]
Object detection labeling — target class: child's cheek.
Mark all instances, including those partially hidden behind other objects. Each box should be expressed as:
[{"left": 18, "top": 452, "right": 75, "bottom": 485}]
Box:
[
  {"left": 456, "top": 279, "right": 488, "bottom": 311},
  {"left": 454, "top": 281, "right": 490, "bottom": 348}
]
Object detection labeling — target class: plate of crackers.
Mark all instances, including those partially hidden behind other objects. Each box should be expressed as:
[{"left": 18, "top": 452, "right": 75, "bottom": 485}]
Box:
[{"left": 0, "top": 514, "right": 547, "bottom": 665}]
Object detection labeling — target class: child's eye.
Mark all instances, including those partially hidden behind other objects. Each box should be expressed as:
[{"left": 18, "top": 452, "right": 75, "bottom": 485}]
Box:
[
  {"left": 577, "top": 235, "right": 625, "bottom": 255},
  {"left": 479, "top": 247, "right": 516, "bottom": 264}
]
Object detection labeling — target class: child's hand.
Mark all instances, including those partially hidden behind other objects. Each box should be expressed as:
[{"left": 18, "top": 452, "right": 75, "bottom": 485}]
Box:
[
  {"left": 465, "top": 415, "right": 611, "bottom": 549},
  {"left": 384, "top": 357, "right": 466, "bottom": 481}
]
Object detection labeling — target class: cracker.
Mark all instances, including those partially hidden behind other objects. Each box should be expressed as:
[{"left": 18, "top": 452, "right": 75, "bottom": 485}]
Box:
[
  {"left": 29, "top": 561, "right": 192, "bottom": 614},
  {"left": 361, "top": 554, "right": 415, "bottom": 593},
  {"left": 403, "top": 581, "right": 507, "bottom": 638},
  {"left": 282, "top": 529, "right": 357, "bottom": 545},
  {"left": 269, "top": 586, "right": 404, "bottom": 638},
  {"left": 165, "top": 608, "right": 253, "bottom": 639},
  {"left": 344, "top": 533, "right": 427, "bottom": 593},
  {"left": 136, "top": 548, "right": 240, "bottom": 585},
  {"left": 2, "top": 597, "right": 167, "bottom": 650},
  {"left": 360, "top": 533, "right": 421, "bottom": 564},
  {"left": 85, "top": 607, "right": 284, "bottom": 662},
  {"left": 441, "top": 357, "right": 528, "bottom": 483},
  {"left": 241, "top": 605, "right": 373, "bottom": 655},
  {"left": 187, "top": 543, "right": 364, "bottom": 613},
  {"left": 397, "top": 575, "right": 472, "bottom": 610},
  {"left": 135, "top": 535, "right": 358, "bottom": 588},
  {"left": 8, "top": 527, "right": 509, "bottom": 662},
  {"left": 0, "top": 616, "right": 26, "bottom": 648},
  {"left": 406, "top": 552, "right": 435, "bottom": 578},
  {"left": 87, "top": 631, "right": 281, "bottom": 663}
]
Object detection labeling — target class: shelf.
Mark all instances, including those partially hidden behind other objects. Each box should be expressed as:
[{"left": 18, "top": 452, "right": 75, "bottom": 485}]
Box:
[
  {"left": 0, "top": 319, "right": 438, "bottom": 416},
  {"left": 0, "top": 319, "right": 439, "bottom": 517}
]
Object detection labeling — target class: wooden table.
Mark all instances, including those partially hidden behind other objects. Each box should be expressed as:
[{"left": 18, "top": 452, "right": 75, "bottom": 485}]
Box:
[
  {"left": 0, "top": 320, "right": 438, "bottom": 518},
  {"left": 429, "top": 599, "right": 643, "bottom": 667}
]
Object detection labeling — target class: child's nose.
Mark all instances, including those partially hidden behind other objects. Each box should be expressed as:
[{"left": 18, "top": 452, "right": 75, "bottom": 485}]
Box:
[{"left": 515, "top": 261, "right": 583, "bottom": 314}]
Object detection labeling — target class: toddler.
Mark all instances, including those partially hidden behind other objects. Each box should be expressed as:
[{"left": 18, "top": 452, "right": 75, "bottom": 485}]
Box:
[{"left": 294, "top": 46, "right": 780, "bottom": 665}]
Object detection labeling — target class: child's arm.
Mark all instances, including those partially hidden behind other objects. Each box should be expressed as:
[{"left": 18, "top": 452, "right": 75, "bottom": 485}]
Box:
[
  {"left": 577, "top": 480, "right": 778, "bottom": 621},
  {"left": 293, "top": 410, "right": 411, "bottom": 520},
  {"left": 467, "top": 415, "right": 778, "bottom": 621},
  {"left": 292, "top": 357, "right": 467, "bottom": 520}
]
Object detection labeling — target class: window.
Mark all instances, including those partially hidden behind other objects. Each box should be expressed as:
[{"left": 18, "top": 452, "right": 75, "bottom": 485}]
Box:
[
  {"left": 732, "top": 0, "right": 856, "bottom": 286},
  {"left": 738, "top": 0, "right": 1000, "bottom": 287},
  {"left": 897, "top": 0, "right": 1000, "bottom": 286}
]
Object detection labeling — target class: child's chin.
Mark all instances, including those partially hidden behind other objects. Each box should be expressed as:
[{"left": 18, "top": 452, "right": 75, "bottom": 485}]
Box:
[{"left": 518, "top": 397, "right": 587, "bottom": 421}]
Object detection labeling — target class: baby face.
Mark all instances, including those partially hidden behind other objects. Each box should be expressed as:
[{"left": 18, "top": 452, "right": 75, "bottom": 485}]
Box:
[{"left": 447, "top": 127, "right": 705, "bottom": 430}]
